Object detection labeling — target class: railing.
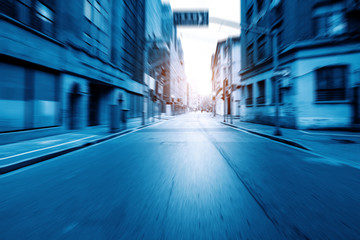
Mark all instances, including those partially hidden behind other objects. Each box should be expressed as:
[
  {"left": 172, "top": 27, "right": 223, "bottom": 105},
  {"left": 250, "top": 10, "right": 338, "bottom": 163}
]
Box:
[
  {"left": 316, "top": 89, "right": 346, "bottom": 101},
  {"left": 246, "top": 97, "right": 253, "bottom": 106},
  {"left": 256, "top": 96, "right": 265, "bottom": 105}
]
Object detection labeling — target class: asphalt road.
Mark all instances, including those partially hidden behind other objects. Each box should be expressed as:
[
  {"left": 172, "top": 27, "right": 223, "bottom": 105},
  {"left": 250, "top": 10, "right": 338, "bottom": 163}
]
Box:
[{"left": 1, "top": 113, "right": 360, "bottom": 239}]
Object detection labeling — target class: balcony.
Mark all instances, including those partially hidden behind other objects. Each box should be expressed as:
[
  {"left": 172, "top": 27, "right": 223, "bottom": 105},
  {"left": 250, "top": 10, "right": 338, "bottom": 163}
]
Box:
[
  {"left": 256, "top": 96, "right": 265, "bottom": 105},
  {"left": 246, "top": 97, "right": 253, "bottom": 106},
  {"left": 316, "top": 89, "right": 346, "bottom": 102}
]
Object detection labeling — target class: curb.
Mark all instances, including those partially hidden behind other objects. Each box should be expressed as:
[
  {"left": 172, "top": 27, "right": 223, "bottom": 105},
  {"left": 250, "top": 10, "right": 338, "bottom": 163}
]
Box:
[
  {"left": 0, "top": 121, "right": 161, "bottom": 175},
  {"left": 220, "top": 122, "right": 310, "bottom": 151}
]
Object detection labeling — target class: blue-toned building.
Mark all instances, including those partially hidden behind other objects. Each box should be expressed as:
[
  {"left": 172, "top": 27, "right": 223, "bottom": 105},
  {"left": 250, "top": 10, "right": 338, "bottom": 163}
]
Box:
[
  {"left": 239, "top": 0, "right": 360, "bottom": 129},
  {"left": 0, "top": 0, "right": 146, "bottom": 143}
]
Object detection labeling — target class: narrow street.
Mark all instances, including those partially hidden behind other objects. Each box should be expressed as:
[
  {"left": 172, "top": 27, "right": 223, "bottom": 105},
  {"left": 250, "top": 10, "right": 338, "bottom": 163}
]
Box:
[{"left": 1, "top": 113, "right": 359, "bottom": 239}]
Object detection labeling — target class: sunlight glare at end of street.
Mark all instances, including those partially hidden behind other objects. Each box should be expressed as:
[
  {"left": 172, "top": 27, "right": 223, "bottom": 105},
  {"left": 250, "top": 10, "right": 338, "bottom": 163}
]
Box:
[{"left": 163, "top": 0, "right": 240, "bottom": 95}]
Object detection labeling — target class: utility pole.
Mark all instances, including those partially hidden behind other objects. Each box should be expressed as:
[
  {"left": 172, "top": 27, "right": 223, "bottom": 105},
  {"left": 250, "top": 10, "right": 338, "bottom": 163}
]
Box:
[
  {"left": 229, "top": 38, "right": 233, "bottom": 124},
  {"left": 272, "top": 30, "right": 282, "bottom": 136},
  {"left": 223, "top": 80, "right": 226, "bottom": 122}
]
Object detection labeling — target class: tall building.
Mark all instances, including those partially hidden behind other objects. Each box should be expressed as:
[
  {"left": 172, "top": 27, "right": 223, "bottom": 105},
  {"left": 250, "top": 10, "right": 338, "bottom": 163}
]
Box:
[
  {"left": 144, "top": 0, "right": 170, "bottom": 119},
  {"left": 161, "top": 3, "right": 187, "bottom": 115},
  {"left": 240, "top": 0, "right": 360, "bottom": 129},
  {"left": 0, "top": 0, "right": 146, "bottom": 143}
]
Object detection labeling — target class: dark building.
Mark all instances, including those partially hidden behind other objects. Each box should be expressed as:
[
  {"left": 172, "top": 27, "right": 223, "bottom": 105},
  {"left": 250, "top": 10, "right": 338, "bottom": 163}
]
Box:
[
  {"left": 0, "top": 0, "right": 147, "bottom": 144},
  {"left": 239, "top": 0, "right": 360, "bottom": 129}
]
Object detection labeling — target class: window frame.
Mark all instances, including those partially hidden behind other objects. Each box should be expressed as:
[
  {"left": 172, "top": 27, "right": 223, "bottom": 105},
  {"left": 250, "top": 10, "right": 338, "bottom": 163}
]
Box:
[
  {"left": 315, "top": 65, "right": 348, "bottom": 103},
  {"left": 313, "top": 2, "right": 347, "bottom": 37}
]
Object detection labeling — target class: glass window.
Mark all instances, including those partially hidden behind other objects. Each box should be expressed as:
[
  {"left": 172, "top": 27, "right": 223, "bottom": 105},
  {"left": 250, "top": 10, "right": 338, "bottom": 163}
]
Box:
[
  {"left": 94, "top": 1, "right": 101, "bottom": 12},
  {"left": 246, "top": 6, "right": 253, "bottom": 24},
  {"left": 257, "top": 35, "right": 266, "bottom": 60},
  {"left": 35, "top": 1, "right": 53, "bottom": 22},
  {"left": 94, "top": 9, "right": 101, "bottom": 27},
  {"left": 84, "top": 0, "right": 92, "bottom": 20},
  {"left": 257, "top": 80, "right": 266, "bottom": 105},
  {"left": 313, "top": 3, "right": 347, "bottom": 37},
  {"left": 247, "top": 43, "right": 254, "bottom": 66},
  {"left": 257, "top": 0, "right": 264, "bottom": 12},
  {"left": 316, "top": 66, "right": 347, "bottom": 101}
]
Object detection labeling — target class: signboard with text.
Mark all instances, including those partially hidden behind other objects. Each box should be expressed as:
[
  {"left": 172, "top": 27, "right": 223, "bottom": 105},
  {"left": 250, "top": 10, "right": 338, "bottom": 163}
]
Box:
[{"left": 173, "top": 11, "right": 209, "bottom": 26}]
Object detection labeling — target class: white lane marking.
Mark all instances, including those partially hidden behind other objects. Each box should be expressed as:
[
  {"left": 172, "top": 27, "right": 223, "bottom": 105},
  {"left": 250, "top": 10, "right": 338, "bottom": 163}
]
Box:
[
  {"left": 0, "top": 135, "right": 97, "bottom": 161},
  {"left": 0, "top": 121, "right": 168, "bottom": 177},
  {"left": 299, "top": 130, "right": 360, "bottom": 138}
]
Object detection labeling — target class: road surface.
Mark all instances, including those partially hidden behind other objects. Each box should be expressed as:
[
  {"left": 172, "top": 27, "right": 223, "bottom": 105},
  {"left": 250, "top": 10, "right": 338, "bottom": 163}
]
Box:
[{"left": 1, "top": 113, "right": 359, "bottom": 239}]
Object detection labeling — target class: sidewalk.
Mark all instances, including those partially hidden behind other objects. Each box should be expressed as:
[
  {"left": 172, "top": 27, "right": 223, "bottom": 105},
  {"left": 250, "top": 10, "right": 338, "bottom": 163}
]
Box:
[
  {"left": 216, "top": 116, "right": 360, "bottom": 168},
  {"left": 0, "top": 116, "right": 171, "bottom": 175}
]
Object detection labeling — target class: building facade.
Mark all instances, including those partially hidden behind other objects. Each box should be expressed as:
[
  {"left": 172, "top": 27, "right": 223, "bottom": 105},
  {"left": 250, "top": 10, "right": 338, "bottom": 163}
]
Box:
[
  {"left": 239, "top": 0, "right": 360, "bottom": 129},
  {"left": 0, "top": 0, "right": 146, "bottom": 143},
  {"left": 161, "top": 3, "right": 187, "bottom": 115},
  {"left": 144, "top": 0, "right": 168, "bottom": 120},
  {"left": 211, "top": 36, "right": 241, "bottom": 117}
]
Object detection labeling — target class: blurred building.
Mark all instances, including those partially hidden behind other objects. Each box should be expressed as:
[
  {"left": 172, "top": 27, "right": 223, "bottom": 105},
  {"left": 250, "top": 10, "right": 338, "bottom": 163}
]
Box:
[
  {"left": 239, "top": 0, "right": 360, "bottom": 129},
  {"left": 144, "top": 0, "right": 169, "bottom": 120},
  {"left": 161, "top": 3, "right": 187, "bottom": 115},
  {"left": 211, "top": 36, "right": 241, "bottom": 117},
  {"left": 0, "top": 0, "right": 148, "bottom": 143}
]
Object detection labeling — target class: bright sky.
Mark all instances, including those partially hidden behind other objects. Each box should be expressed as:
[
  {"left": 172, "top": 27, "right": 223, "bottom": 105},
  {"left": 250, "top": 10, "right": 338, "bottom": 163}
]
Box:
[{"left": 162, "top": 0, "right": 240, "bottom": 95}]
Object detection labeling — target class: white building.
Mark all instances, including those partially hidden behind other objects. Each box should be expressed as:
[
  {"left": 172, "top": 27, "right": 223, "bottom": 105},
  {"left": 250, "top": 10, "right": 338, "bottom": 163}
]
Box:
[{"left": 211, "top": 36, "right": 241, "bottom": 117}]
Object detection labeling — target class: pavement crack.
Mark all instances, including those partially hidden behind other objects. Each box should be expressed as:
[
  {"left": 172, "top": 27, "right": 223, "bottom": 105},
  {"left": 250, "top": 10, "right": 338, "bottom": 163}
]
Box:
[{"left": 198, "top": 124, "right": 287, "bottom": 237}]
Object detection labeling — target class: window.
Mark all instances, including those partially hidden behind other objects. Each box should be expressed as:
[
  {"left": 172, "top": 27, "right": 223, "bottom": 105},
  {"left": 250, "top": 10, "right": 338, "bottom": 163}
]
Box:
[
  {"left": 33, "top": 1, "right": 54, "bottom": 36},
  {"left": 246, "top": 84, "right": 253, "bottom": 106},
  {"left": 316, "top": 66, "right": 347, "bottom": 101},
  {"left": 257, "top": 35, "right": 266, "bottom": 60},
  {"left": 313, "top": 2, "right": 347, "bottom": 37},
  {"left": 0, "top": 0, "right": 55, "bottom": 37},
  {"left": 35, "top": 1, "right": 53, "bottom": 22},
  {"left": 84, "top": 0, "right": 109, "bottom": 32},
  {"left": 272, "top": 21, "right": 284, "bottom": 50},
  {"left": 257, "top": 0, "right": 264, "bottom": 12},
  {"left": 247, "top": 43, "right": 254, "bottom": 66},
  {"left": 257, "top": 80, "right": 266, "bottom": 105},
  {"left": 84, "top": 0, "right": 92, "bottom": 19},
  {"left": 83, "top": 0, "right": 110, "bottom": 57},
  {"left": 224, "top": 46, "right": 229, "bottom": 59},
  {"left": 246, "top": 6, "right": 253, "bottom": 24}
]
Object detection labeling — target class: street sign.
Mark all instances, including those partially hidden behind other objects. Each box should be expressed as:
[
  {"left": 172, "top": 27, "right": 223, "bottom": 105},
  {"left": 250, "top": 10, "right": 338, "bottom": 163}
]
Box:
[{"left": 173, "top": 11, "right": 209, "bottom": 26}]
